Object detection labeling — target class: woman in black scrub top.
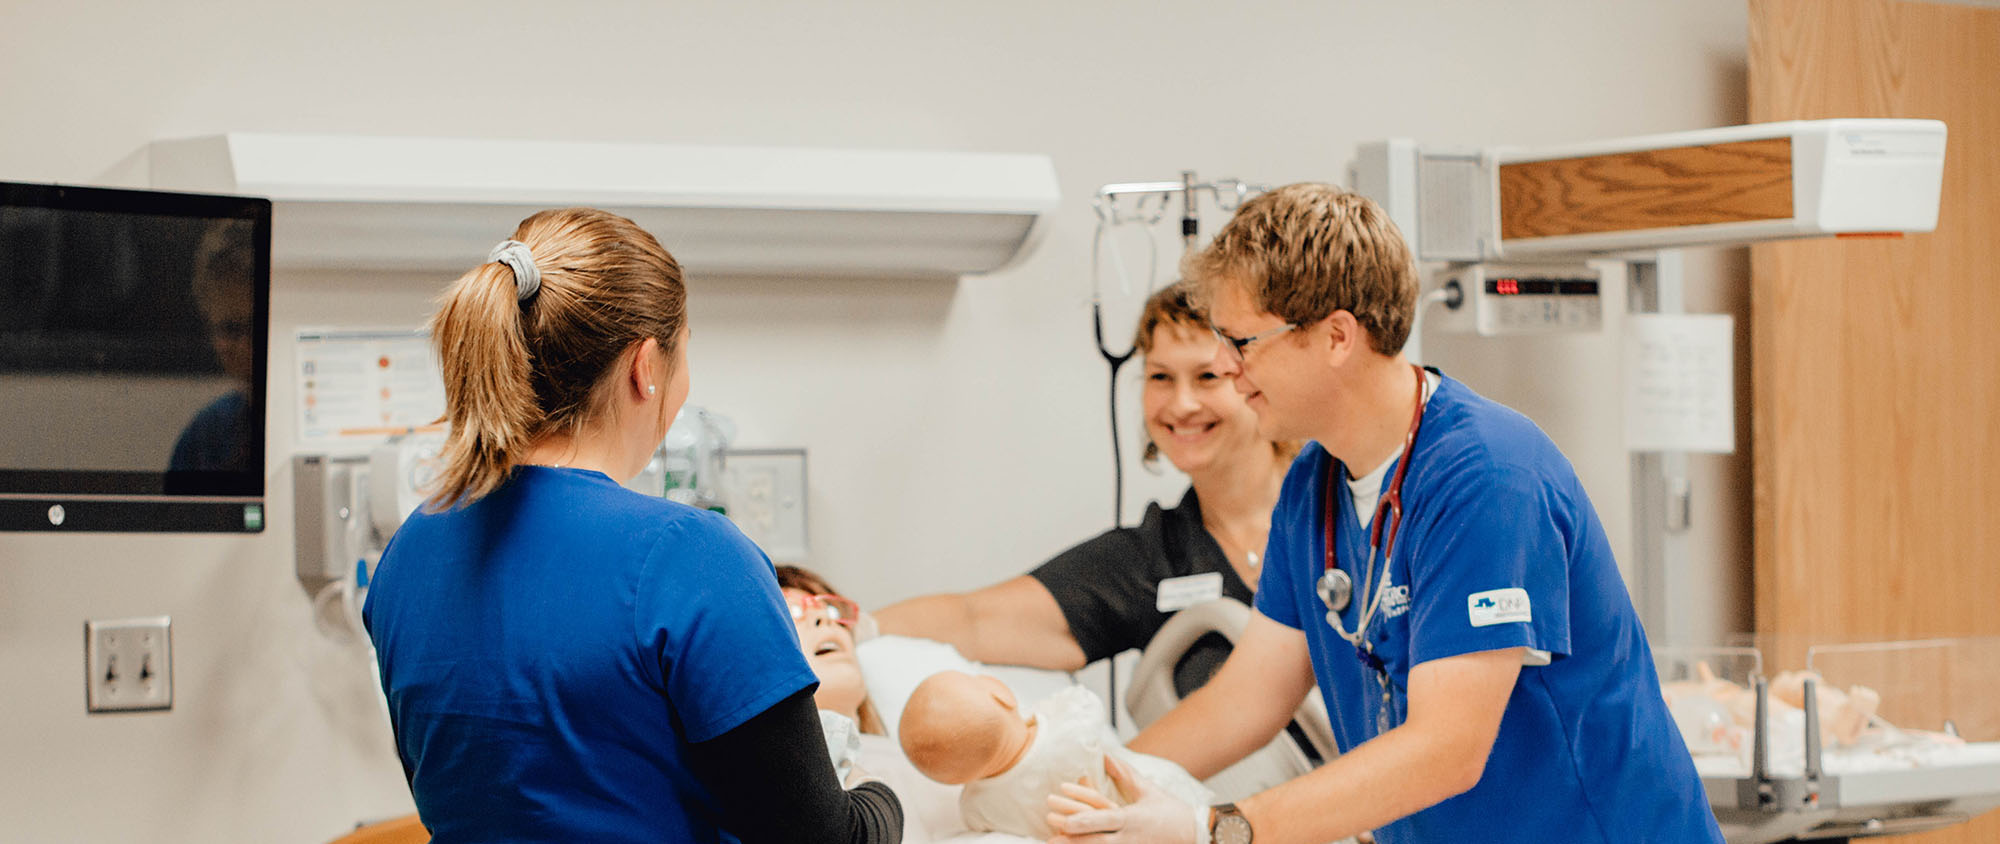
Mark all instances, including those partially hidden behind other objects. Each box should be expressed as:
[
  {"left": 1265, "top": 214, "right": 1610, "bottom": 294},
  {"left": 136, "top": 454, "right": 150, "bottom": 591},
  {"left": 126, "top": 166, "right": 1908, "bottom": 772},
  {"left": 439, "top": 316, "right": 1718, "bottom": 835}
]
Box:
[{"left": 877, "top": 283, "right": 1296, "bottom": 691}]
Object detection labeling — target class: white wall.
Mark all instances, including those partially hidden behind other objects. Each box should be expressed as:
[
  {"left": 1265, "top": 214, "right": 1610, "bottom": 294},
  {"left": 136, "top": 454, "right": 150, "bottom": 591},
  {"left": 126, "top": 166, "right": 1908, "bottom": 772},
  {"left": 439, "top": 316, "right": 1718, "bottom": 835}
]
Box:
[{"left": 0, "top": 2, "right": 1752, "bottom": 840}]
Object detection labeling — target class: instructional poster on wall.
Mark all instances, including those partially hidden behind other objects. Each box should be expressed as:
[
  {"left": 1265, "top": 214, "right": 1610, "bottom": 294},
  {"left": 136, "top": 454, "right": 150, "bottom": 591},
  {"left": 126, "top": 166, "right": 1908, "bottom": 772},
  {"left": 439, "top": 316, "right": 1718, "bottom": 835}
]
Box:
[
  {"left": 295, "top": 328, "right": 446, "bottom": 449},
  {"left": 1622, "top": 314, "right": 1735, "bottom": 453}
]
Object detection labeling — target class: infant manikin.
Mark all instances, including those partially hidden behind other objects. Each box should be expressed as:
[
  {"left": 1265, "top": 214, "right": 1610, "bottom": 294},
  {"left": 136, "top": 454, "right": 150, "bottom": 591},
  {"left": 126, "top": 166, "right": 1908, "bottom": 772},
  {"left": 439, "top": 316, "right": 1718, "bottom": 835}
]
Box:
[
  {"left": 1660, "top": 662, "right": 1888, "bottom": 762},
  {"left": 898, "top": 671, "right": 1212, "bottom": 839}
]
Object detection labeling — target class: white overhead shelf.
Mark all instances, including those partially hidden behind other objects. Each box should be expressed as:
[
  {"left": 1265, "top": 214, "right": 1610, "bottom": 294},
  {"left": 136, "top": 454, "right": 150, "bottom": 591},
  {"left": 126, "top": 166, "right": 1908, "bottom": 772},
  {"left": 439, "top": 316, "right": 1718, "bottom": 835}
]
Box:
[{"left": 148, "top": 133, "right": 1060, "bottom": 278}]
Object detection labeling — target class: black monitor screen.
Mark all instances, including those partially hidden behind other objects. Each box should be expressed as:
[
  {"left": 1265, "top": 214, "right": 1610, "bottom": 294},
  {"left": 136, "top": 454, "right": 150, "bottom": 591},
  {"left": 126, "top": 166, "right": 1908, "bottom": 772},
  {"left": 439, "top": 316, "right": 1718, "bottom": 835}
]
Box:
[{"left": 0, "top": 182, "right": 271, "bottom": 501}]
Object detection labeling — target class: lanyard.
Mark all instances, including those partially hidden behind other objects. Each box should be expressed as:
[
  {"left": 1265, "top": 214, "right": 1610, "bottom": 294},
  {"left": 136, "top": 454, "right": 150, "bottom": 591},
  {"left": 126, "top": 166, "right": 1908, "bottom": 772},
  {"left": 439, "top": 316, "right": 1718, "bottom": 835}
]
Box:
[{"left": 1319, "top": 365, "right": 1428, "bottom": 732}]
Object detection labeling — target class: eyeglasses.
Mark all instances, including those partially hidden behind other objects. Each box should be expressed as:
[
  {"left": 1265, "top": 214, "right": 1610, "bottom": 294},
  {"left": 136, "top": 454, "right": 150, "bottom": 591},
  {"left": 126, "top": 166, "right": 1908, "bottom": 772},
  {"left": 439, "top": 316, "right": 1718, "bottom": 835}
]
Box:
[
  {"left": 786, "top": 593, "right": 862, "bottom": 628},
  {"left": 1212, "top": 322, "right": 1298, "bottom": 363}
]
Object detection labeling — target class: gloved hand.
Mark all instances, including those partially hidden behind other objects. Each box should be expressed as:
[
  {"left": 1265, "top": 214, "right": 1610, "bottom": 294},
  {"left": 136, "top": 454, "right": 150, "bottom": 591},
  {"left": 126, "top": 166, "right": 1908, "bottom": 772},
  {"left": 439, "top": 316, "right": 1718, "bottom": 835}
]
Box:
[{"left": 1046, "top": 754, "right": 1207, "bottom": 844}]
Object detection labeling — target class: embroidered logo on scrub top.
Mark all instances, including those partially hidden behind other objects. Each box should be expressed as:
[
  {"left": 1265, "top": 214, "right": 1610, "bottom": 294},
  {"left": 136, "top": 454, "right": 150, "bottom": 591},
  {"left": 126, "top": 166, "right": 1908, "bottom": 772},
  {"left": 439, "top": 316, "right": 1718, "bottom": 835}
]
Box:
[
  {"left": 1380, "top": 569, "right": 1411, "bottom": 619},
  {"left": 1467, "top": 587, "right": 1532, "bottom": 627}
]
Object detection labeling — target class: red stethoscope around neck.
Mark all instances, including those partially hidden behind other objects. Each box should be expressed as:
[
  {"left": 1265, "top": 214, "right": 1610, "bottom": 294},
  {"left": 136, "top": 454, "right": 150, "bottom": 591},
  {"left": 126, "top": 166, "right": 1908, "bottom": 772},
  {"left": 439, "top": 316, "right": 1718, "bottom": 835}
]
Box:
[{"left": 1317, "top": 364, "right": 1429, "bottom": 649}]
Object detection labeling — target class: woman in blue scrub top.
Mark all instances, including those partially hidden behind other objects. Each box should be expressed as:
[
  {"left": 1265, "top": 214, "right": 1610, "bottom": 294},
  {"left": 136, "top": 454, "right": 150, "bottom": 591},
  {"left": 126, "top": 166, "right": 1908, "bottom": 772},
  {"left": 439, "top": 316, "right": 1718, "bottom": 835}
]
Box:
[
  {"left": 1044, "top": 185, "right": 1721, "bottom": 844},
  {"left": 363, "top": 208, "right": 902, "bottom": 844}
]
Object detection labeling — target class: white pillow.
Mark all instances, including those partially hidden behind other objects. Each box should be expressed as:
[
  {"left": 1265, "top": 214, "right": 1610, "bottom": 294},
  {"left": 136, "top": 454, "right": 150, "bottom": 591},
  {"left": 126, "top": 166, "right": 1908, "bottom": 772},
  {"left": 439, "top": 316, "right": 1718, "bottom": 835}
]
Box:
[{"left": 857, "top": 635, "right": 1076, "bottom": 740}]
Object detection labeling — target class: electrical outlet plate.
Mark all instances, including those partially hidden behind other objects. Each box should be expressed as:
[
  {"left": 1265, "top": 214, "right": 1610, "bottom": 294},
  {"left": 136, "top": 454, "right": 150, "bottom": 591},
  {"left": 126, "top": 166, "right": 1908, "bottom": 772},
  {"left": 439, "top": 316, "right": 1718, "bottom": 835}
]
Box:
[
  {"left": 85, "top": 616, "right": 173, "bottom": 713},
  {"left": 721, "top": 449, "right": 808, "bottom": 563}
]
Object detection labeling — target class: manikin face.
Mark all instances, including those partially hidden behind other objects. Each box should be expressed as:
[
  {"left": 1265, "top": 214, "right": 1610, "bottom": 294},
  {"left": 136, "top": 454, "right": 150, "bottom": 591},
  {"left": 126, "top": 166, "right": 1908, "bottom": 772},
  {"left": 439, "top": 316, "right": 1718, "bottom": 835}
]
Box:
[
  {"left": 972, "top": 672, "right": 1020, "bottom": 715},
  {"left": 784, "top": 587, "right": 866, "bottom": 716},
  {"left": 899, "top": 670, "right": 1029, "bottom": 785},
  {"left": 1141, "top": 323, "right": 1266, "bottom": 476},
  {"left": 1205, "top": 281, "right": 1324, "bottom": 443},
  {"left": 965, "top": 673, "right": 1026, "bottom": 779}
]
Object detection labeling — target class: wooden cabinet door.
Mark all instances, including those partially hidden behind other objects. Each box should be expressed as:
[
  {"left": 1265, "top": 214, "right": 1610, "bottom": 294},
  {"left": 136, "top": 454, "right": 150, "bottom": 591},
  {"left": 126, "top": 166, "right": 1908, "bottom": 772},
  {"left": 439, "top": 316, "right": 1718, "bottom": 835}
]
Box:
[{"left": 1752, "top": 1, "right": 2000, "bottom": 841}]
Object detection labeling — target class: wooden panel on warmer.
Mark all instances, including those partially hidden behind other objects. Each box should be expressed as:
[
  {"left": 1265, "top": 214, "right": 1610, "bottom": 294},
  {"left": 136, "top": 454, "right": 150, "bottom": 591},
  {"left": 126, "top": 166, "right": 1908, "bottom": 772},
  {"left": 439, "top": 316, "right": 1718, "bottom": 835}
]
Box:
[
  {"left": 1751, "top": 1, "right": 2000, "bottom": 842},
  {"left": 1498, "top": 138, "right": 1794, "bottom": 240}
]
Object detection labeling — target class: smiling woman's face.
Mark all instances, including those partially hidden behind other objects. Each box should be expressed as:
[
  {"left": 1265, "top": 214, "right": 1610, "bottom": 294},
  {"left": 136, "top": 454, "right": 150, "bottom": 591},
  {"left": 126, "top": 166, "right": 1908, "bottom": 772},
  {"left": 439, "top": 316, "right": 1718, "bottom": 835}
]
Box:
[
  {"left": 1141, "top": 322, "right": 1265, "bottom": 476},
  {"left": 784, "top": 587, "right": 867, "bottom": 719}
]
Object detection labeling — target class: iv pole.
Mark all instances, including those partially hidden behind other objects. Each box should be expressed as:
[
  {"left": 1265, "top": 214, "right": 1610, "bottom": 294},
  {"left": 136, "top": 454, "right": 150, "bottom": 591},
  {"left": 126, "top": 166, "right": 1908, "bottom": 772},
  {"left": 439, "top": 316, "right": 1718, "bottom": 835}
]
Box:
[
  {"left": 1090, "top": 172, "right": 1267, "bottom": 527},
  {"left": 1088, "top": 171, "right": 1267, "bottom": 729}
]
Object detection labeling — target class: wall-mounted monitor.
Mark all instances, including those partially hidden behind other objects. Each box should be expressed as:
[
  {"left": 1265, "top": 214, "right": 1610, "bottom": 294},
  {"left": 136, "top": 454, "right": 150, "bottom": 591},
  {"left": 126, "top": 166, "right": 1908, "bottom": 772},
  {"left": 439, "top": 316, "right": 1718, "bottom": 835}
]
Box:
[{"left": 0, "top": 181, "right": 271, "bottom": 532}]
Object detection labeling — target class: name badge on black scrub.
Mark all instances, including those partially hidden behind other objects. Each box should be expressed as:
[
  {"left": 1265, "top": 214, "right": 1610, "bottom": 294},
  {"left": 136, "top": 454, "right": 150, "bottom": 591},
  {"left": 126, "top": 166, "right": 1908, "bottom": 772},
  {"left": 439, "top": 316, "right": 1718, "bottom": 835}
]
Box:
[{"left": 1156, "top": 572, "right": 1224, "bottom": 612}]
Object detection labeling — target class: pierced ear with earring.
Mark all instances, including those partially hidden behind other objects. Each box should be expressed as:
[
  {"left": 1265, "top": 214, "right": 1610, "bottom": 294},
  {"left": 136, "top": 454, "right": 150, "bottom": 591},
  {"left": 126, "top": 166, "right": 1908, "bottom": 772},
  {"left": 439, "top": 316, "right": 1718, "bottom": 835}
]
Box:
[{"left": 647, "top": 385, "right": 657, "bottom": 396}]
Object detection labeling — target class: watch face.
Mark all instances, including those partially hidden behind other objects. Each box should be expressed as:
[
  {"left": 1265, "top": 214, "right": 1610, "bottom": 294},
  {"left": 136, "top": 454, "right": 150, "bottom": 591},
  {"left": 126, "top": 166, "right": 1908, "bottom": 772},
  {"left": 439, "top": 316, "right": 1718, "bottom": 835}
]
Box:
[{"left": 1216, "top": 813, "right": 1252, "bottom": 844}]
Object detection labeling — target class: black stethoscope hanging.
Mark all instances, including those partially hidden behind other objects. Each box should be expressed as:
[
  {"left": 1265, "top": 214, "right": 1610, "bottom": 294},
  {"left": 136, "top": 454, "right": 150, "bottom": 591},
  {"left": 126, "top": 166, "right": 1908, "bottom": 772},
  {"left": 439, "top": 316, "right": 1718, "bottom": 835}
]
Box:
[
  {"left": 1089, "top": 189, "right": 1166, "bottom": 528},
  {"left": 1089, "top": 188, "right": 1170, "bottom": 730}
]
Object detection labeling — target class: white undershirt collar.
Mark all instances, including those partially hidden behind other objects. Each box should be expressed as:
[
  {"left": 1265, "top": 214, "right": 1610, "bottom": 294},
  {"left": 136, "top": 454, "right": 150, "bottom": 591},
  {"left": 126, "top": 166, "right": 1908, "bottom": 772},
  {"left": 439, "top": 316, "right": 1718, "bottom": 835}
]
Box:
[{"left": 1347, "top": 370, "right": 1440, "bottom": 529}]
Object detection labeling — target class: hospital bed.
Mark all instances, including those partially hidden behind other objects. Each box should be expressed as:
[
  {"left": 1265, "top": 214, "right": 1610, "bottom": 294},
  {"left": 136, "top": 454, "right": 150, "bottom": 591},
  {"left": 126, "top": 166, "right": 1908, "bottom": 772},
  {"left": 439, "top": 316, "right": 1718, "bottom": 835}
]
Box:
[{"left": 1124, "top": 598, "right": 1340, "bottom": 801}]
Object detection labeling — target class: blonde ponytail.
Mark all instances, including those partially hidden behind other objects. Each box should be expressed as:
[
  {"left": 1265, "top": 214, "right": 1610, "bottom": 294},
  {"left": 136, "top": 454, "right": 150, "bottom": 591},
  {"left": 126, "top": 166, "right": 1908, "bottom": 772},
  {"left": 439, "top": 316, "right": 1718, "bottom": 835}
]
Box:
[
  {"left": 424, "top": 208, "right": 686, "bottom": 510},
  {"left": 428, "top": 263, "right": 542, "bottom": 508}
]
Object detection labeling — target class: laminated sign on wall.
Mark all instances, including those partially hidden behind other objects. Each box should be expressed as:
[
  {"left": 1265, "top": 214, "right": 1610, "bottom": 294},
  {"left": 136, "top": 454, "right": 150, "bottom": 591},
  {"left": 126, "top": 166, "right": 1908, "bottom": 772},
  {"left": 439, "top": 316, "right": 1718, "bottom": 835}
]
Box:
[
  {"left": 295, "top": 328, "right": 446, "bottom": 449},
  {"left": 1622, "top": 314, "right": 1735, "bottom": 454}
]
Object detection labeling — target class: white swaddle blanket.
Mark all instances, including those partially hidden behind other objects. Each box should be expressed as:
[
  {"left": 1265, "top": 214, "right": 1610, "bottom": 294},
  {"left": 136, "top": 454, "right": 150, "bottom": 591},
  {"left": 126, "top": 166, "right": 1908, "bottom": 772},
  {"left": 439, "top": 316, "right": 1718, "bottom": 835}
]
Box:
[
  {"left": 959, "top": 686, "right": 1212, "bottom": 839},
  {"left": 819, "top": 710, "right": 863, "bottom": 784}
]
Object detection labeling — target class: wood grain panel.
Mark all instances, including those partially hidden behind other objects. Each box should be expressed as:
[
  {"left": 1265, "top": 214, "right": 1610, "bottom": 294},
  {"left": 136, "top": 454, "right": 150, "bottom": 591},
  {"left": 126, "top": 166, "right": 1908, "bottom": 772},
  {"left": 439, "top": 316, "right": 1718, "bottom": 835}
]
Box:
[
  {"left": 1498, "top": 139, "right": 1793, "bottom": 240},
  {"left": 1752, "top": 1, "right": 2000, "bottom": 841}
]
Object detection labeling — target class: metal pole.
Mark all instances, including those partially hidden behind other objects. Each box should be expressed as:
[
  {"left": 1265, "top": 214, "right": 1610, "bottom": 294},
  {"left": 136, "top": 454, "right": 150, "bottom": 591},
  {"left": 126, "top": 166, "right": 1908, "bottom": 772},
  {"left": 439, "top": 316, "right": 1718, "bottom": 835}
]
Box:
[
  {"left": 1627, "top": 251, "right": 1694, "bottom": 646},
  {"left": 1181, "top": 171, "right": 1199, "bottom": 252}
]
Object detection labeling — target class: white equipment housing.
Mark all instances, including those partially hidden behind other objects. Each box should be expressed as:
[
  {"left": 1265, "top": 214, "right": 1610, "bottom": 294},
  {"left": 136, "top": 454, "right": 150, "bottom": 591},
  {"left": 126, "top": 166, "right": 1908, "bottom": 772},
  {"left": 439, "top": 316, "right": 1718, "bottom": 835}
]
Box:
[
  {"left": 1355, "top": 119, "right": 1946, "bottom": 262},
  {"left": 1433, "top": 262, "right": 1604, "bottom": 336}
]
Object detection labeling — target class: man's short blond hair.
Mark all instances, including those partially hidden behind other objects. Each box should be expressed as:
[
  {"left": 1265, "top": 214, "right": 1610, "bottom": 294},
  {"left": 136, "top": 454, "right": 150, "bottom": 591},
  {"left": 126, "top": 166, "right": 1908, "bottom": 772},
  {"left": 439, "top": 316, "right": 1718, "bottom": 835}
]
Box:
[{"left": 1183, "top": 183, "right": 1419, "bottom": 356}]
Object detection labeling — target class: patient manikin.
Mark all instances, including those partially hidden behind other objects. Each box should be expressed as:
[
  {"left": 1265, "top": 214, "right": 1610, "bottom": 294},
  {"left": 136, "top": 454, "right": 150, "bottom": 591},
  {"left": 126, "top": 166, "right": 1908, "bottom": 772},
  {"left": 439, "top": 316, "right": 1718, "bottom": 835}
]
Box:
[
  {"left": 899, "top": 670, "right": 1212, "bottom": 839},
  {"left": 1660, "top": 662, "right": 1891, "bottom": 763}
]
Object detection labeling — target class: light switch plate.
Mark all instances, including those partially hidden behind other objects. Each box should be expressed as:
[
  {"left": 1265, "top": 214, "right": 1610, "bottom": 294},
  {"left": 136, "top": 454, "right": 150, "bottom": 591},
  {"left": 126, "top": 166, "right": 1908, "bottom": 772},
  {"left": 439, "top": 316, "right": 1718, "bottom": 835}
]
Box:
[{"left": 85, "top": 616, "right": 173, "bottom": 713}]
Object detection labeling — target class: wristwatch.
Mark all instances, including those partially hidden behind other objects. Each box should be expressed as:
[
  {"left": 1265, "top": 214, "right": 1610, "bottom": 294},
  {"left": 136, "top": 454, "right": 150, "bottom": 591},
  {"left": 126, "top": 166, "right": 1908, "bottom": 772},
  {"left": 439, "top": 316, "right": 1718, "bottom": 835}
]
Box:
[{"left": 1209, "top": 802, "right": 1253, "bottom": 844}]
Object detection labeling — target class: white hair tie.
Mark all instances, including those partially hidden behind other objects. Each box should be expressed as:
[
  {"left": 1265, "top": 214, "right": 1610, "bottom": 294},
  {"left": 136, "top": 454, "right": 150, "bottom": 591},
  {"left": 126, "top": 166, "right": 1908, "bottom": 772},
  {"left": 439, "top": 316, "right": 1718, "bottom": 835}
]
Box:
[{"left": 488, "top": 240, "right": 541, "bottom": 300}]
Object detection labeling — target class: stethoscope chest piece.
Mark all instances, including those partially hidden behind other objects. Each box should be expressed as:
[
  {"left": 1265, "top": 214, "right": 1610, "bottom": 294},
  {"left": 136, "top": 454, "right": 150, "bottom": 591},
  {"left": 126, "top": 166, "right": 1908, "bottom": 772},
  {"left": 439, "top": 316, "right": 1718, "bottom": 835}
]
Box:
[{"left": 1317, "top": 568, "right": 1353, "bottom": 614}]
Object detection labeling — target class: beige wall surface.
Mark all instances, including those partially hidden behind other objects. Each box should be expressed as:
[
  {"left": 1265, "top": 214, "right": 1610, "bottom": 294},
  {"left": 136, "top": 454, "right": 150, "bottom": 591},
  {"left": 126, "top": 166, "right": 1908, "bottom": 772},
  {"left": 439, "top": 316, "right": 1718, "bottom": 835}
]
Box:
[{"left": 0, "top": 2, "right": 1752, "bottom": 840}]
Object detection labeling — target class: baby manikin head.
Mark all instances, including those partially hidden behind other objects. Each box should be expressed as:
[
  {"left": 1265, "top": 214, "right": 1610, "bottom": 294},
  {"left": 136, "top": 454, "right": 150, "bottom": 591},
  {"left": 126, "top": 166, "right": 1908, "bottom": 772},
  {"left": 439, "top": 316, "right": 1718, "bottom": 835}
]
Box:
[{"left": 899, "top": 670, "right": 1034, "bottom": 785}]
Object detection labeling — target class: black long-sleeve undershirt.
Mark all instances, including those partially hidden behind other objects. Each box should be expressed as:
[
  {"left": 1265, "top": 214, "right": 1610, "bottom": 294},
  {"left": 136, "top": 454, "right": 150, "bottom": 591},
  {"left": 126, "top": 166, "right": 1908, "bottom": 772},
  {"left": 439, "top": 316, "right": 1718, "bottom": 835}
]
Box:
[{"left": 688, "top": 686, "right": 903, "bottom": 844}]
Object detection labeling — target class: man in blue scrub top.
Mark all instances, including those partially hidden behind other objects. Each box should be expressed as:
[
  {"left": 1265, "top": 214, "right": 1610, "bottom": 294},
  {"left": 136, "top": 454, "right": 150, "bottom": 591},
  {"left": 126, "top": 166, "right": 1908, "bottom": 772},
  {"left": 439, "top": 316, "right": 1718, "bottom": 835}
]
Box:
[{"left": 1045, "top": 184, "right": 1721, "bottom": 844}]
